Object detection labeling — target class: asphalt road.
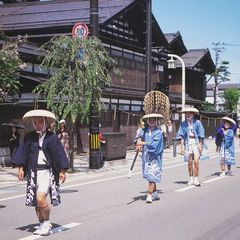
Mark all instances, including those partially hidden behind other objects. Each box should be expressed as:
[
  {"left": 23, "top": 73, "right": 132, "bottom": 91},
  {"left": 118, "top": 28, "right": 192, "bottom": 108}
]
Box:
[{"left": 1, "top": 142, "right": 240, "bottom": 240}]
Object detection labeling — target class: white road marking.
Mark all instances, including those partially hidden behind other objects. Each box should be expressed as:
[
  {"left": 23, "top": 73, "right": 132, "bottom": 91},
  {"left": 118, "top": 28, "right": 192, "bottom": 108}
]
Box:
[
  {"left": 175, "top": 185, "right": 196, "bottom": 192},
  {"left": 175, "top": 176, "right": 227, "bottom": 192},
  {"left": 17, "top": 222, "right": 81, "bottom": 240},
  {"left": 0, "top": 194, "right": 25, "bottom": 202},
  {"left": 61, "top": 163, "right": 187, "bottom": 189},
  {"left": 0, "top": 158, "right": 229, "bottom": 201},
  {"left": 0, "top": 162, "right": 186, "bottom": 202},
  {"left": 203, "top": 176, "right": 227, "bottom": 184}
]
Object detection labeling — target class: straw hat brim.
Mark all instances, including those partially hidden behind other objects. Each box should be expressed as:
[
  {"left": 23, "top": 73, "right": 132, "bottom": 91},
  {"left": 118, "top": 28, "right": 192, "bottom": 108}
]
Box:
[
  {"left": 142, "top": 113, "right": 164, "bottom": 120},
  {"left": 23, "top": 110, "right": 56, "bottom": 123},
  {"left": 181, "top": 107, "right": 199, "bottom": 114},
  {"left": 222, "top": 116, "right": 236, "bottom": 125}
]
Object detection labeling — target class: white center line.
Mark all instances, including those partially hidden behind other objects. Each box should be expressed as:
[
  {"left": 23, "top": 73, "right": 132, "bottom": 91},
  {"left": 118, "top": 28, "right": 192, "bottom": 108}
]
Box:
[
  {"left": 0, "top": 161, "right": 186, "bottom": 202},
  {"left": 175, "top": 176, "right": 227, "bottom": 192}
]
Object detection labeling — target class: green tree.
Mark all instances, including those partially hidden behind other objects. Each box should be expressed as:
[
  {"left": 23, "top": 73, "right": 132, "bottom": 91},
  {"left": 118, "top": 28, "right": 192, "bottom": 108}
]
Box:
[
  {"left": 34, "top": 35, "right": 118, "bottom": 170},
  {"left": 221, "top": 88, "right": 240, "bottom": 112},
  {"left": 34, "top": 35, "right": 116, "bottom": 122},
  {"left": 200, "top": 101, "right": 215, "bottom": 111},
  {"left": 209, "top": 43, "right": 231, "bottom": 110},
  {"left": 211, "top": 61, "right": 231, "bottom": 110},
  {"left": 0, "top": 34, "right": 26, "bottom": 102}
]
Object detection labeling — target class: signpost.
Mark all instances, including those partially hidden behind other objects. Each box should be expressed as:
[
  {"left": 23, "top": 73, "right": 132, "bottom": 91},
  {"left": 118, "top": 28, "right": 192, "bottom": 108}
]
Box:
[
  {"left": 72, "top": 14, "right": 101, "bottom": 169},
  {"left": 72, "top": 22, "right": 89, "bottom": 39}
]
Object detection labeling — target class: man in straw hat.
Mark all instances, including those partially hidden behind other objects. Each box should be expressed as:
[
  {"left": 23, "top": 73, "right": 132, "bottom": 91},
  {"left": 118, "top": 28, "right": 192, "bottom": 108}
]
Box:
[
  {"left": 12, "top": 109, "right": 69, "bottom": 236},
  {"left": 176, "top": 107, "right": 205, "bottom": 186},
  {"left": 215, "top": 116, "right": 236, "bottom": 177},
  {"left": 135, "top": 113, "right": 164, "bottom": 203}
]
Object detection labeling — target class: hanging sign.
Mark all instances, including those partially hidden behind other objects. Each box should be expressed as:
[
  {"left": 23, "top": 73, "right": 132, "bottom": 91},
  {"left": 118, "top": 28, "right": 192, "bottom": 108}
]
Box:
[{"left": 72, "top": 22, "right": 89, "bottom": 39}]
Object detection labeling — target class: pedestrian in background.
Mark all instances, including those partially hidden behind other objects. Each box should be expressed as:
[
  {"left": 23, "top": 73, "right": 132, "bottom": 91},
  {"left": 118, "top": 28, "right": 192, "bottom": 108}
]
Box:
[
  {"left": 135, "top": 113, "right": 164, "bottom": 203},
  {"left": 136, "top": 119, "right": 145, "bottom": 138},
  {"left": 12, "top": 110, "right": 69, "bottom": 236},
  {"left": 166, "top": 120, "right": 173, "bottom": 148},
  {"left": 99, "top": 123, "right": 106, "bottom": 167},
  {"left": 160, "top": 123, "right": 167, "bottom": 148},
  {"left": 176, "top": 107, "right": 205, "bottom": 186},
  {"left": 57, "top": 119, "right": 70, "bottom": 161},
  {"left": 9, "top": 126, "right": 20, "bottom": 160},
  {"left": 216, "top": 116, "right": 236, "bottom": 177},
  {"left": 48, "top": 121, "right": 56, "bottom": 133}
]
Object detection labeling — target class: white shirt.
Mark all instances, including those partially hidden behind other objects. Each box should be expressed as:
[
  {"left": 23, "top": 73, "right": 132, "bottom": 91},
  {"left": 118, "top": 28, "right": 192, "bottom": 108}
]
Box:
[{"left": 37, "top": 133, "right": 48, "bottom": 165}]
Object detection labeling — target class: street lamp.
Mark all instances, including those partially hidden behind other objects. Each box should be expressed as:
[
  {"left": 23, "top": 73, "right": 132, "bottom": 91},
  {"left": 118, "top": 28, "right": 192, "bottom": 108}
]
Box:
[{"left": 167, "top": 53, "right": 185, "bottom": 121}]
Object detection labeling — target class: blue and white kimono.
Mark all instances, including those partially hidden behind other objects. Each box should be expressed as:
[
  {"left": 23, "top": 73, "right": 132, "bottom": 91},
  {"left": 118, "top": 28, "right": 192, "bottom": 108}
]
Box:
[
  {"left": 219, "top": 128, "right": 235, "bottom": 165},
  {"left": 12, "top": 130, "right": 69, "bottom": 207},
  {"left": 176, "top": 119, "right": 205, "bottom": 162},
  {"left": 136, "top": 127, "right": 163, "bottom": 183}
]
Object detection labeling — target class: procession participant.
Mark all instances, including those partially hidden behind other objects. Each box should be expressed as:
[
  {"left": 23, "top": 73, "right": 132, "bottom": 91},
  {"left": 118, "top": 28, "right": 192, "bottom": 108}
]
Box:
[
  {"left": 216, "top": 116, "right": 236, "bottom": 177},
  {"left": 12, "top": 109, "right": 69, "bottom": 236},
  {"left": 176, "top": 107, "right": 205, "bottom": 186},
  {"left": 135, "top": 113, "right": 164, "bottom": 203}
]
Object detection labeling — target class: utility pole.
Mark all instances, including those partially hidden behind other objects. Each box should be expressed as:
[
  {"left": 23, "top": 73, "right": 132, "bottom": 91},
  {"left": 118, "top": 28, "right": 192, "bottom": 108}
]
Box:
[
  {"left": 212, "top": 42, "right": 225, "bottom": 110},
  {"left": 89, "top": 0, "right": 101, "bottom": 169},
  {"left": 145, "top": 0, "right": 152, "bottom": 94},
  {"left": 90, "top": 0, "right": 99, "bottom": 37}
]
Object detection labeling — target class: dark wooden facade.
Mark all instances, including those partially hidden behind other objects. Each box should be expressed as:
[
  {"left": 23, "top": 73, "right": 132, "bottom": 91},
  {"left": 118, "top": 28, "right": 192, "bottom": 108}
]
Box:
[{"left": 0, "top": 0, "right": 215, "bottom": 150}]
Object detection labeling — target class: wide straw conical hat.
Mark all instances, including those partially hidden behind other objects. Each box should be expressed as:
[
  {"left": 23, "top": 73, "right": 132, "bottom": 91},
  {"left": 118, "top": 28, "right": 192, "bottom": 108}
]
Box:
[
  {"left": 143, "top": 91, "right": 170, "bottom": 122},
  {"left": 142, "top": 113, "right": 164, "bottom": 120},
  {"left": 181, "top": 107, "right": 199, "bottom": 114},
  {"left": 222, "top": 116, "right": 236, "bottom": 125},
  {"left": 23, "top": 109, "right": 56, "bottom": 123}
]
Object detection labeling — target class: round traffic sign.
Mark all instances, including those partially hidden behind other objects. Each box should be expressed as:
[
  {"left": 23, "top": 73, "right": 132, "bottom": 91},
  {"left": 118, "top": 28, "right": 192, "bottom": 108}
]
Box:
[{"left": 72, "top": 22, "right": 89, "bottom": 39}]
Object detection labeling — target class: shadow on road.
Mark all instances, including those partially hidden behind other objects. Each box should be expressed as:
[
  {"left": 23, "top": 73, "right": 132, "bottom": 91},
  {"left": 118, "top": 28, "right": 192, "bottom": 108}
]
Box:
[
  {"left": 126, "top": 190, "right": 163, "bottom": 205},
  {"left": 174, "top": 180, "right": 188, "bottom": 185},
  {"left": 16, "top": 223, "right": 61, "bottom": 234}
]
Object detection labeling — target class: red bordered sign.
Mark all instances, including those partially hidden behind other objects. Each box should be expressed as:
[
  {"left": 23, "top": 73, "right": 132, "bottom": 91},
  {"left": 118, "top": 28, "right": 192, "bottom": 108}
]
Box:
[{"left": 72, "top": 22, "right": 89, "bottom": 39}]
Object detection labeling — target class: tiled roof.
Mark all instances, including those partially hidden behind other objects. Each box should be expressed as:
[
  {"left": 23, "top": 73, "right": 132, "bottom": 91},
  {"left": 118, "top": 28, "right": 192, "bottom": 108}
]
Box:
[
  {"left": 164, "top": 31, "right": 188, "bottom": 55},
  {"left": 0, "top": 0, "right": 168, "bottom": 48},
  {"left": 165, "top": 31, "right": 180, "bottom": 44},
  {"left": 0, "top": 0, "right": 133, "bottom": 30},
  {"left": 175, "top": 49, "right": 215, "bottom": 73}
]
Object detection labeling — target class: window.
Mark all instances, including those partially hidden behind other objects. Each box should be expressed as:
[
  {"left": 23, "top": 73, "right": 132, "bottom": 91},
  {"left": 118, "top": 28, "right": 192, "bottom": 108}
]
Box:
[
  {"left": 119, "top": 104, "right": 130, "bottom": 111},
  {"left": 131, "top": 105, "right": 141, "bottom": 112}
]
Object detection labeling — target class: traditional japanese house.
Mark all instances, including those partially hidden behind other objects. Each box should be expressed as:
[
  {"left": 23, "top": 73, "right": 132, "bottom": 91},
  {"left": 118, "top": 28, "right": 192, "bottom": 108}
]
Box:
[{"left": 0, "top": 0, "right": 214, "bottom": 154}]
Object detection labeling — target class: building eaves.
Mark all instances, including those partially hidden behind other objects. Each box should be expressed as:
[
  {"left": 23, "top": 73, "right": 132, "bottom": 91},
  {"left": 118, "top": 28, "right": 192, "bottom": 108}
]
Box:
[
  {"left": 0, "top": 0, "right": 168, "bottom": 49},
  {"left": 164, "top": 31, "right": 187, "bottom": 54},
  {"left": 169, "top": 92, "right": 202, "bottom": 105}
]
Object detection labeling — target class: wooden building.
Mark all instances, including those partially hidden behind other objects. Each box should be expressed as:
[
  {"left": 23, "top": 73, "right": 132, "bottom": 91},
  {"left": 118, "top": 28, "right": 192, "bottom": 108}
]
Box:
[
  {"left": 0, "top": 0, "right": 215, "bottom": 152},
  {"left": 164, "top": 32, "right": 215, "bottom": 123}
]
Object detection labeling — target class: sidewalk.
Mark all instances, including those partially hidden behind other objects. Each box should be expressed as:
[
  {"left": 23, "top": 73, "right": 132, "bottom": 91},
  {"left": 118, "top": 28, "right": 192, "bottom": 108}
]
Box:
[{"left": 0, "top": 138, "right": 217, "bottom": 188}]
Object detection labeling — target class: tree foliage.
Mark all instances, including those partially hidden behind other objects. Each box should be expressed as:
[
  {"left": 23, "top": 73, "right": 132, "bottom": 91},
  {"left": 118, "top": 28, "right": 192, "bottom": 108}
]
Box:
[
  {"left": 200, "top": 101, "right": 215, "bottom": 111},
  {"left": 34, "top": 35, "right": 117, "bottom": 122},
  {"left": 0, "top": 34, "right": 25, "bottom": 102},
  {"left": 221, "top": 88, "right": 240, "bottom": 112},
  {"left": 210, "top": 50, "right": 231, "bottom": 110}
]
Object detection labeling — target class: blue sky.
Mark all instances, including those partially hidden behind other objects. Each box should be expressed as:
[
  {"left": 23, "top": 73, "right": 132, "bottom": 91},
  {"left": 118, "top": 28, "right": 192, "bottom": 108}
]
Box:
[{"left": 152, "top": 0, "right": 240, "bottom": 83}]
